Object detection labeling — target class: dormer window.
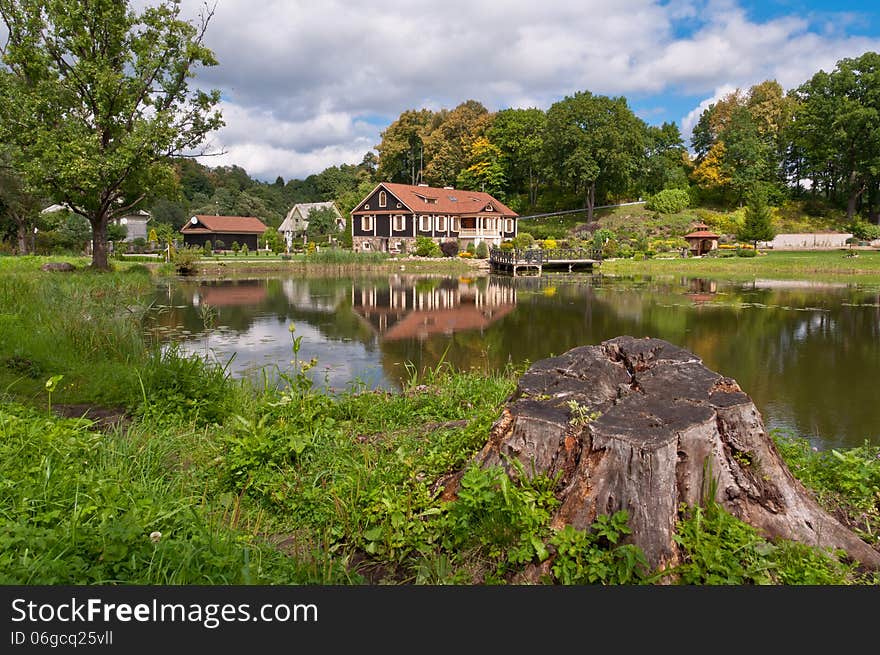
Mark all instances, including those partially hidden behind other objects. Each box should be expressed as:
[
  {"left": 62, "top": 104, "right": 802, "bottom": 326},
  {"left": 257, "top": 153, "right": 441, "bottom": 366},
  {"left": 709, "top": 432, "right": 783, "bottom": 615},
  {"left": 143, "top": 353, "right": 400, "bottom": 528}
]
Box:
[
  {"left": 485, "top": 204, "right": 494, "bottom": 212},
  {"left": 379, "top": 191, "right": 387, "bottom": 208}
]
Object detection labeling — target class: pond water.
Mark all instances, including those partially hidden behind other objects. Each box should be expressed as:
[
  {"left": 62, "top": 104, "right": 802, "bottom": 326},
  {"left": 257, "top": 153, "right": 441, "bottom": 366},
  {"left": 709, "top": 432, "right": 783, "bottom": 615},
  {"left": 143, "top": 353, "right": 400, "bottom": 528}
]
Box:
[{"left": 146, "top": 272, "right": 880, "bottom": 451}]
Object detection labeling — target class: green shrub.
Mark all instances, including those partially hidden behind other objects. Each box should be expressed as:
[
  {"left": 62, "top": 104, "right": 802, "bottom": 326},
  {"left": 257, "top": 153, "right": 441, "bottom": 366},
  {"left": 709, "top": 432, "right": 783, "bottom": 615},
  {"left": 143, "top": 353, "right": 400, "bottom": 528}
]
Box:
[
  {"left": 171, "top": 246, "right": 201, "bottom": 275},
  {"left": 847, "top": 220, "right": 880, "bottom": 241},
  {"left": 231, "top": 241, "right": 240, "bottom": 254},
  {"left": 736, "top": 247, "right": 757, "bottom": 257},
  {"left": 645, "top": 188, "right": 691, "bottom": 214},
  {"left": 499, "top": 241, "right": 514, "bottom": 251},
  {"left": 511, "top": 233, "right": 534, "bottom": 250},
  {"left": 592, "top": 228, "right": 615, "bottom": 251},
  {"left": 466, "top": 242, "right": 476, "bottom": 255},
  {"left": 202, "top": 240, "right": 212, "bottom": 255},
  {"left": 475, "top": 241, "right": 489, "bottom": 259},
  {"left": 414, "top": 236, "right": 442, "bottom": 257}
]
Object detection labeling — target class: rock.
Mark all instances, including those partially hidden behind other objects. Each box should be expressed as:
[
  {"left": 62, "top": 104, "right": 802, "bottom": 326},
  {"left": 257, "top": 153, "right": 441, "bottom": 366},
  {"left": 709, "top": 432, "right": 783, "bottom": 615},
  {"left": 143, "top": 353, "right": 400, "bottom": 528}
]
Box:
[
  {"left": 450, "top": 336, "right": 880, "bottom": 574},
  {"left": 40, "top": 262, "right": 76, "bottom": 272}
]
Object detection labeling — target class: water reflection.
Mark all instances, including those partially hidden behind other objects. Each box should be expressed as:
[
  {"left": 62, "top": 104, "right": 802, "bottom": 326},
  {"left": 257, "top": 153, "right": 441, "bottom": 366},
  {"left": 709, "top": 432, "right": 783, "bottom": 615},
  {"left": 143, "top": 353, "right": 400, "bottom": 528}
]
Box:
[
  {"left": 352, "top": 276, "right": 516, "bottom": 340},
  {"left": 145, "top": 273, "right": 880, "bottom": 450}
]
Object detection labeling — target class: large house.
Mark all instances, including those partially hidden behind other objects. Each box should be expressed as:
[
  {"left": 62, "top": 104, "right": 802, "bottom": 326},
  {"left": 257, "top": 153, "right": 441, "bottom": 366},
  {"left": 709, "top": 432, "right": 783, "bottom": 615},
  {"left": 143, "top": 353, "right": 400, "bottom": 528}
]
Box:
[
  {"left": 180, "top": 215, "right": 267, "bottom": 251},
  {"left": 350, "top": 182, "right": 518, "bottom": 253}
]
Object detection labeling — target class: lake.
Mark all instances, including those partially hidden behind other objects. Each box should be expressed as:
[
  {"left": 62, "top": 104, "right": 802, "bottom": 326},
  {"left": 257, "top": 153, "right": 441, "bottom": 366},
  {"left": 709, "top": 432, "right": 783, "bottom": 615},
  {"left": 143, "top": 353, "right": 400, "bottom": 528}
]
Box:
[{"left": 146, "top": 272, "right": 880, "bottom": 451}]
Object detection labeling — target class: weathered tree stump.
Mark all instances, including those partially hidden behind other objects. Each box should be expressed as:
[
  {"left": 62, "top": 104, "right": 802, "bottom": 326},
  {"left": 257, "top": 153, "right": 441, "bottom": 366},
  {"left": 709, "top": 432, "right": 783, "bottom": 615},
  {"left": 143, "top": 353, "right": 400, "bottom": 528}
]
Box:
[
  {"left": 462, "top": 336, "right": 880, "bottom": 573},
  {"left": 40, "top": 262, "right": 76, "bottom": 272}
]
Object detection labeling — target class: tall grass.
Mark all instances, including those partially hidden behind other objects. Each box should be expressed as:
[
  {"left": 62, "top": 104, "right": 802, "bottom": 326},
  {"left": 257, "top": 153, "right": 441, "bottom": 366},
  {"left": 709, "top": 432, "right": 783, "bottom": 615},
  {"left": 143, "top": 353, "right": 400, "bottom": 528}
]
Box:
[{"left": 0, "top": 258, "right": 155, "bottom": 405}]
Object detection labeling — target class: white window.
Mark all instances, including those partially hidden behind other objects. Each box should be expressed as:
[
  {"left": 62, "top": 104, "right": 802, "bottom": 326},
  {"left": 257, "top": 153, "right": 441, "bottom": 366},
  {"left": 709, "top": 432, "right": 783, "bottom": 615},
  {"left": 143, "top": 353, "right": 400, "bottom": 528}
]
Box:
[
  {"left": 393, "top": 215, "right": 405, "bottom": 231},
  {"left": 419, "top": 215, "right": 431, "bottom": 231},
  {"left": 505, "top": 219, "right": 514, "bottom": 233},
  {"left": 361, "top": 215, "right": 373, "bottom": 231},
  {"left": 436, "top": 215, "right": 446, "bottom": 231},
  {"left": 485, "top": 204, "right": 494, "bottom": 212},
  {"left": 451, "top": 217, "right": 460, "bottom": 232},
  {"left": 379, "top": 191, "right": 387, "bottom": 208}
]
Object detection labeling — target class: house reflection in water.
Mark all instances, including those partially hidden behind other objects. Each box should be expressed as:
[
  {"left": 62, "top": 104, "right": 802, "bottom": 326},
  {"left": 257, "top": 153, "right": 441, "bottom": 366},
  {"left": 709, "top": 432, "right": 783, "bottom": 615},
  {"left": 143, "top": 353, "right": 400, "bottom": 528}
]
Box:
[
  {"left": 352, "top": 275, "right": 517, "bottom": 340},
  {"left": 684, "top": 278, "right": 718, "bottom": 303},
  {"left": 192, "top": 280, "right": 268, "bottom": 307}
]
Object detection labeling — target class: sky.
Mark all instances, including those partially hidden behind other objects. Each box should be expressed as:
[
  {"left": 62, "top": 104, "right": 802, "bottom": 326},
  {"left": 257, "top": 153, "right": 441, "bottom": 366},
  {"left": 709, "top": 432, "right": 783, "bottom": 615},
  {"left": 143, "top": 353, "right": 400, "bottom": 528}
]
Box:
[{"left": 176, "top": 1, "right": 880, "bottom": 181}]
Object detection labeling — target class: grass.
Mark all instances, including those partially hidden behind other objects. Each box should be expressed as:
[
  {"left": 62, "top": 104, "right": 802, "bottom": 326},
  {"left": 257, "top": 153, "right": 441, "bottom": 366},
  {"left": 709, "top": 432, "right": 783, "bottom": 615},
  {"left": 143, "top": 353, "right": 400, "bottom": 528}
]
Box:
[
  {"left": 601, "top": 249, "right": 880, "bottom": 284},
  {"left": 1, "top": 253, "right": 878, "bottom": 585}
]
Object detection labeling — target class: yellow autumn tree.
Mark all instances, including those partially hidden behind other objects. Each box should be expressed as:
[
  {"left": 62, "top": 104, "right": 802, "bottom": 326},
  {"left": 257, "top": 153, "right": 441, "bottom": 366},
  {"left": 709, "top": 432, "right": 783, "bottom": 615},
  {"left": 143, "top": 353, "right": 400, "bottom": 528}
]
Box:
[{"left": 691, "top": 142, "right": 730, "bottom": 190}]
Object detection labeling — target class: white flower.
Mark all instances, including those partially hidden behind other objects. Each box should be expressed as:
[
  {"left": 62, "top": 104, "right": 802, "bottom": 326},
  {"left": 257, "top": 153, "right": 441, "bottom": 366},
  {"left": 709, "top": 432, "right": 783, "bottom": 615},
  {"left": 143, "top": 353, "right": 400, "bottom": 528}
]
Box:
[{"left": 149, "top": 531, "right": 162, "bottom": 543}]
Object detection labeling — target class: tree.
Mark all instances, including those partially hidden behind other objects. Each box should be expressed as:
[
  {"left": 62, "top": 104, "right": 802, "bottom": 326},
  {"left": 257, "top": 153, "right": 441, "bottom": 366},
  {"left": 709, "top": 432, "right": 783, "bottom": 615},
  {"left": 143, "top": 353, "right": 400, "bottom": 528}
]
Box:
[
  {"left": 720, "top": 106, "right": 774, "bottom": 204},
  {"left": 738, "top": 187, "right": 776, "bottom": 248},
  {"left": 423, "top": 100, "right": 492, "bottom": 187},
  {"left": 488, "top": 108, "right": 547, "bottom": 207},
  {"left": 0, "top": 153, "right": 41, "bottom": 253},
  {"left": 791, "top": 52, "right": 880, "bottom": 222},
  {"left": 642, "top": 122, "right": 689, "bottom": 194},
  {"left": 455, "top": 137, "right": 506, "bottom": 197},
  {"left": 305, "top": 206, "right": 340, "bottom": 241},
  {"left": 543, "top": 91, "right": 646, "bottom": 221},
  {"left": 376, "top": 109, "right": 434, "bottom": 184},
  {"left": 0, "top": 0, "right": 223, "bottom": 270}
]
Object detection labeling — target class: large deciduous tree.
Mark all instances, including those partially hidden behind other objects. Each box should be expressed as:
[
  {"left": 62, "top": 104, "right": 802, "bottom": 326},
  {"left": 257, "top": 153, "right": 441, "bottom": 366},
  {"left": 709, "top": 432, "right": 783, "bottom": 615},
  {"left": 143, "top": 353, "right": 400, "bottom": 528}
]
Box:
[
  {"left": 792, "top": 52, "right": 880, "bottom": 223},
  {"left": 376, "top": 109, "right": 435, "bottom": 185},
  {"left": 488, "top": 108, "right": 547, "bottom": 207},
  {"left": 0, "top": 0, "right": 223, "bottom": 270},
  {"left": 544, "top": 91, "right": 646, "bottom": 221}
]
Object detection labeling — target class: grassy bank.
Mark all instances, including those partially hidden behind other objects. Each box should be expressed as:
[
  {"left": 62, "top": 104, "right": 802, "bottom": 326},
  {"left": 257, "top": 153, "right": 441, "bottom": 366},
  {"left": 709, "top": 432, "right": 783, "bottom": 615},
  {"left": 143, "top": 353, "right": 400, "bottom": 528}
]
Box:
[
  {"left": 1, "top": 255, "right": 878, "bottom": 585},
  {"left": 600, "top": 249, "right": 880, "bottom": 284}
]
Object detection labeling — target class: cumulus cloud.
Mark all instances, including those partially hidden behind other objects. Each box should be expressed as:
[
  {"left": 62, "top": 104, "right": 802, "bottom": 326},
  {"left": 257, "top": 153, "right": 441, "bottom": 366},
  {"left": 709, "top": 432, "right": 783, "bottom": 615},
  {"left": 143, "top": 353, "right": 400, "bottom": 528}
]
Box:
[{"left": 168, "top": 0, "right": 880, "bottom": 180}]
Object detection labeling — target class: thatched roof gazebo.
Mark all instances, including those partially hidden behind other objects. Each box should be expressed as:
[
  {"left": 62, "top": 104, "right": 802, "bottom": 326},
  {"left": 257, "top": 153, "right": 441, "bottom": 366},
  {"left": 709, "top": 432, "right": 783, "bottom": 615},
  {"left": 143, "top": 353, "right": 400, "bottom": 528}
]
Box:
[{"left": 683, "top": 222, "right": 720, "bottom": 256}]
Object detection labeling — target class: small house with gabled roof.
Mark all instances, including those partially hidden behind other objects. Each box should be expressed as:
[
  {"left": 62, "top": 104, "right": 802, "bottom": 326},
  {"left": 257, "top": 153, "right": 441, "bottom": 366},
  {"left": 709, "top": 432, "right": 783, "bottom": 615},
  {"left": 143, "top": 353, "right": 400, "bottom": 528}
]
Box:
[
  {"left": 279, "top": 201, "right": 345, "bottom": 237},
  {"left": 180, "top": 215, "right": 267, "bottom": 251},
  {"left": 350, "top": 182, "right": 518, "bottom": 253}
]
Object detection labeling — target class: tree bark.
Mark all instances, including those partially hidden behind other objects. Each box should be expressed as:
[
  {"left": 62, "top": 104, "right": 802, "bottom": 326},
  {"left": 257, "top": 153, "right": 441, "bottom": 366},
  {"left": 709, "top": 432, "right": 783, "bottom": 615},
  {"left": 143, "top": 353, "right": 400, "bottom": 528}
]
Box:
[
  {"left": 449, "top": 337, "right": 880, "bottom": 575},
  {"left": 90, "top": 213, "right": 110, "bottom": 271}
]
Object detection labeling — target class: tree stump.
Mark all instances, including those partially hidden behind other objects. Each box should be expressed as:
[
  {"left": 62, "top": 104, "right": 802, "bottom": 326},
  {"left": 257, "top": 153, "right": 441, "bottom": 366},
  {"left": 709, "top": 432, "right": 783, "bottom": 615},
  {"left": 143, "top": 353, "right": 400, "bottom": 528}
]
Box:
[
  {"left": 462, "top": 336, "right": 880, "bottom": 573},
  {"left": 40, "top": 262, "right": 76, "bottom": 272}
]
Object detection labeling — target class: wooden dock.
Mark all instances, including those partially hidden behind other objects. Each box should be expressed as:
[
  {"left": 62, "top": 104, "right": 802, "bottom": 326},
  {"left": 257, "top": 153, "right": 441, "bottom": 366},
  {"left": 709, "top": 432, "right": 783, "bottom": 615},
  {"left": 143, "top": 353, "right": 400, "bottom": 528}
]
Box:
[{"left": 489, "top": 247, "right": 602, "bottom": 276}]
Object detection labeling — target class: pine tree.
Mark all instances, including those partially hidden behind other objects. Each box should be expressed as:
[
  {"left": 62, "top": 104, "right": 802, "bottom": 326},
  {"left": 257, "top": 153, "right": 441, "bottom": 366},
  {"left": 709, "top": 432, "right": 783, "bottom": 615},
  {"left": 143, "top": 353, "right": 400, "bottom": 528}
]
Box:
[{"left": 737, "top": 187, "right": 776, "bottom": 249}]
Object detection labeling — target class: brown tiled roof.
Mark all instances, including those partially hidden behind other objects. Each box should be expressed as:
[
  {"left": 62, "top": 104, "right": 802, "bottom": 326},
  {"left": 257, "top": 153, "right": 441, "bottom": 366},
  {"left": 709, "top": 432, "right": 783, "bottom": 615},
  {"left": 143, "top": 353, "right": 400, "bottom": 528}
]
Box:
[
  {"left": 180, "top": 215, "right": 267, "bottom": 234},
  {"left": 359, "top": 183, "right": 518, "bottom": 217},
  {"left": 684, "top": 230, "right": 720, "bottom": 238}
]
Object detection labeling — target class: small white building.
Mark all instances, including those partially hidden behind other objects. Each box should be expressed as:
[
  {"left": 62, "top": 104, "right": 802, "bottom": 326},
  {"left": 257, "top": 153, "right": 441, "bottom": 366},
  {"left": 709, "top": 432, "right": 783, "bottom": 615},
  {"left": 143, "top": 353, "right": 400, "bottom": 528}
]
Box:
[{"left": 41, "top": 204, "right": 150, "bottom": 242}]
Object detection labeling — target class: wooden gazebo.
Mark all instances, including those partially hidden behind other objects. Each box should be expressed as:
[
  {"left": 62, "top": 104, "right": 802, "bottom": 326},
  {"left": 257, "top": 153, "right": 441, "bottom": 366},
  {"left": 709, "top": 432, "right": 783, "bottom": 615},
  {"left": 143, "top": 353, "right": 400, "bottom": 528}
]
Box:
[{"left": 683, "top": 222, "right": 720, "bottom": 256}]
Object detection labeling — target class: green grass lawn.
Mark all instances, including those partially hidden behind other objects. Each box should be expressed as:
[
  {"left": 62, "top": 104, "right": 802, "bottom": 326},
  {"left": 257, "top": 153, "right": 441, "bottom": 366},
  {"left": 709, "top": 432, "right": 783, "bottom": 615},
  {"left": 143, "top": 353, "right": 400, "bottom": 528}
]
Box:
[{"left": 601, "top": 249, "right": 880, "bottom": 284}]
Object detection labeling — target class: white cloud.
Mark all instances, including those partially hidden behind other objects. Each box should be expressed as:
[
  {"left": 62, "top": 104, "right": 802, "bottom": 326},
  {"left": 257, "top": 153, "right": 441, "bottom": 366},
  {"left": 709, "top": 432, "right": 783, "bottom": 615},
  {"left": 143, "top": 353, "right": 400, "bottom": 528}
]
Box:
[{"left": 164, "top": 0, "right": 880, "bottom": 180}]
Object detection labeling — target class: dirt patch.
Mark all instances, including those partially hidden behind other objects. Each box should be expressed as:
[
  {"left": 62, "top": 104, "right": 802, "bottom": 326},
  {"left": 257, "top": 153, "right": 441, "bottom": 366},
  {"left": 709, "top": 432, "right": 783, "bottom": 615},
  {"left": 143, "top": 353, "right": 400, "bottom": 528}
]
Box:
[{"left": 53, "top": 404, "right": 130, "bottom": 432}]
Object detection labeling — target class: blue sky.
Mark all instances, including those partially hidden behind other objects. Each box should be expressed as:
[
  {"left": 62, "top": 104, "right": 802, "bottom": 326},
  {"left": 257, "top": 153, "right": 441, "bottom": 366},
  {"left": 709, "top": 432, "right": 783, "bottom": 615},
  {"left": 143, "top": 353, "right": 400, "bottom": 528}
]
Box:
[{"left": 177, "top": 0, "right": 880, "bottom": 181}]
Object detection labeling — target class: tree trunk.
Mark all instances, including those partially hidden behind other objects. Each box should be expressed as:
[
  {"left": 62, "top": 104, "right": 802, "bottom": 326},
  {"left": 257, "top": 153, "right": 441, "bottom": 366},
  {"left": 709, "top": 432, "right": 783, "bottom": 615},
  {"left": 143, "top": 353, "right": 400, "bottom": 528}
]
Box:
[
  {"left": 90, "top": 213, "right": 110, "bottom": 271},
  {"left": 16, "top": 218, "right": 30, "bottom": 255},
  {"left": 585, "top": 182, "right": 595, "bottom": 223},
  {"left": 446, "top": 337, "right": 880, "bottom": 576}
]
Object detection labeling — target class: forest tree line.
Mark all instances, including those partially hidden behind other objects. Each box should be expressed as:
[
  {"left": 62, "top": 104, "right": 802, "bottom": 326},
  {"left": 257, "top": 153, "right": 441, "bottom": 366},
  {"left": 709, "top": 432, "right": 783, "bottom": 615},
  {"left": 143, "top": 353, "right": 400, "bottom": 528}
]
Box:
[{"left": 4, "top": 49, "right": 880, "bottom": 256}]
